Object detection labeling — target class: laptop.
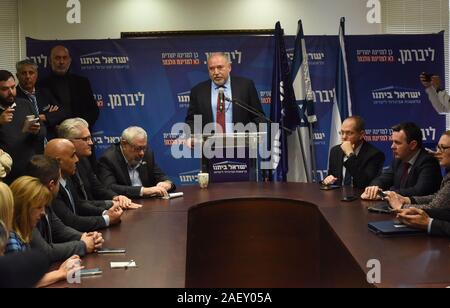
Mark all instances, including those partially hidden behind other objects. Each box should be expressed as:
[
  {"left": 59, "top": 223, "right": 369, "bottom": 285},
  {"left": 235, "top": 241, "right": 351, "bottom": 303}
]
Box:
[{"left": 368, "top": 220, "right": 426, "bottom": 237}]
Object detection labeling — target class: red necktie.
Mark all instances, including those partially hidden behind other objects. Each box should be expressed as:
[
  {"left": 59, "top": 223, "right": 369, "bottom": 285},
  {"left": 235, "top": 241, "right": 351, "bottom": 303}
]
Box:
[
  {"left": 400, "top": 162, "right": 411, "bottom": 187},
  {"left": 216, "top": 91, "right": 225, "bottom": 133}
]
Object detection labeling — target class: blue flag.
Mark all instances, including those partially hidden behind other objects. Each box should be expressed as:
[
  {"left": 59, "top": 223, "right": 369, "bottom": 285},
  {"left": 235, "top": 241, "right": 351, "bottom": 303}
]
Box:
[
  {"left": 289, "top": 20, "right": 317, "bottom": 183},
  {"left": 329, "top": 17, "right": 352, "bottom": 151},
  {"left": 270, "top": 22, "right": 302, "bottom": 182}
]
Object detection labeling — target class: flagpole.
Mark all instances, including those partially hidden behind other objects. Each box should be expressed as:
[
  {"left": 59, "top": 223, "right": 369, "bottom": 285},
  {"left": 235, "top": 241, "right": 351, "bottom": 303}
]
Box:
[{"left": 309, "top": 122, "right": 317, "bottom": 182}]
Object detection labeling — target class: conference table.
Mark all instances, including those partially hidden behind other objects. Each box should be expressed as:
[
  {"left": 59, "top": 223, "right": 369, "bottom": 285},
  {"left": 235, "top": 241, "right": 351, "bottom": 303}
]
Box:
[{"left": 52, "top": 182, "right": 450, "bottom": 288}]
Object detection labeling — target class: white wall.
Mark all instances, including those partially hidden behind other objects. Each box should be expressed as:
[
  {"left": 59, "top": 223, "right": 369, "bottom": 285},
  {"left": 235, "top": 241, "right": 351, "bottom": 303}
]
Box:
[{"left": 19, "top": 0, "right": 381, "bottom": 43}]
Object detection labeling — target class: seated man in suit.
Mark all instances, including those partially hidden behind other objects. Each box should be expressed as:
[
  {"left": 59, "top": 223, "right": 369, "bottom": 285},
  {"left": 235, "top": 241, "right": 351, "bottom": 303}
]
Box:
[
  {"left": 396, "top": 207, "right": 450, "bottom": 237},
  {"left": 57, "top": 118, "right": 141, "bottom": 210},
  {"left": 362, "top": 122, "right": 442, "bottom": 199},
  {"left": 98, "top": 126, "right": 175, "bottom": 199},
  {"left": 45, "top": 139, "right": 123, "bottom": 232},
  {"left": 185, "top": 52, "right": 265, "bottom": 134},
  {"left": 323, "top": 115, "right": 385, "bottom": 188},
  {"left": 26, "top": 155, "right": 103, "bottom": 263}
]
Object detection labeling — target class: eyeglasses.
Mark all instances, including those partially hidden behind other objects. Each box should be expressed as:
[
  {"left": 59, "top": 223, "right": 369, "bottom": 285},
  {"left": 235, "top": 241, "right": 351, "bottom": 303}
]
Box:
[
  {"left": 127, "top": 142, "right": 147, "bottom": 153},
  {"left": 436, "top": 145, "right": 450, "bottom": 153},
  {"left": 73, "top": 136, "right": 92, "bottom": 142}
]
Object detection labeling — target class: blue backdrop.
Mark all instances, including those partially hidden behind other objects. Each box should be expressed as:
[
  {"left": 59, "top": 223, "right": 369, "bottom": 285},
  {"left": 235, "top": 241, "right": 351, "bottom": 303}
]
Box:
[{"left": 26, "top": 33, "right": 445, "bottom": 186}]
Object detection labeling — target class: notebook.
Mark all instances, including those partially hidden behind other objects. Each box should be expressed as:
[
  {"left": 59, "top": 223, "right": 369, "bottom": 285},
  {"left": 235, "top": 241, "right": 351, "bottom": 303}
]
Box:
[{"left": 368, "top": 220, "right": 426, "bottom": 237}]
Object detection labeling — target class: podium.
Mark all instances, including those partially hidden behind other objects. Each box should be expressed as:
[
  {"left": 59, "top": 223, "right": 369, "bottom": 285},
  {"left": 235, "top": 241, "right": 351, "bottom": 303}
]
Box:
[{"left": 195, "top": 132, "right": 267, "bottom": 183}]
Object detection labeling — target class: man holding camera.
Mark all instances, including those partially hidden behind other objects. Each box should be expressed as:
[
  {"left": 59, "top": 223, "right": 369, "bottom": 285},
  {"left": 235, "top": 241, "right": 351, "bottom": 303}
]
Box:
[
  {"left": 0, "top": 70, "right": 46, "bottom": 183},
  {"left": 420, "top": 72, "right": 450, "bottom": 114}
]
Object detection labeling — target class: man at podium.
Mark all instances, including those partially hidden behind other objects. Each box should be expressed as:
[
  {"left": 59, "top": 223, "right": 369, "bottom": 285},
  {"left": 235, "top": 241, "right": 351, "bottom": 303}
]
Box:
[{"left": 185, "top": 52, "right": 265, "bottom": 134}]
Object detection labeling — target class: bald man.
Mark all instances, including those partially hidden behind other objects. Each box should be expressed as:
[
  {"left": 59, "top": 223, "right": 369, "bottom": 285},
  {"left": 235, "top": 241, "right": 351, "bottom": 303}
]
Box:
[
  {"left": 45, "top": 139, "right": 123, "bottom": 232},
  {"left": 40, "top": 45, "right": 99, "bottom": 128}
]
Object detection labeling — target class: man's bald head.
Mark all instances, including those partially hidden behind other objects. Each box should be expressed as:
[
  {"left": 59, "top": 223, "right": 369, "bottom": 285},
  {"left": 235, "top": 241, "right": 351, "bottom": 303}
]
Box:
[
  {"left": 50, "top": 45, "right": 71, "bottom": 75},
  {"left": 45, "top": 139, "right": 79, "bottom": 177}
]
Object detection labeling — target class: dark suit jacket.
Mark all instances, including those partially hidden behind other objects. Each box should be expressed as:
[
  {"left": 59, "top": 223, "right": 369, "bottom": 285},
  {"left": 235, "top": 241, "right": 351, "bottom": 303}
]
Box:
[
  {"left": 97, "top": 143, "right": 175, "bottom": 199},
  {"left": 327, "top": 141, "right": 385, "bottom": 188},
  {"left": 425, "top": 208, "right": 450, "bottom": 237},
  {"left": 72, "top": 157, "right": 118, "bottom": 200},
  {"left": 16, "top": 86, "right": 67, "bottom": 139},
  {"left": 0, "top": 98, "right": 46, "bottom": 183},
  {"left": 52, "top": 177, "right": 108, "bottom": 232},
  {"left": 31, "top": 207, "right": 86, "bottom": 263},
  {"left": 40, "top": 73, "right": 99, "bottom": 128},
  {"left": 370, "top": 149, "right": 442, "bottom": 197},
  {"left": 185, "top": 76, "right": 265, "bottom": 131},
  {"left": 0, "top": 250, "right": 49, "bottom": 288}
]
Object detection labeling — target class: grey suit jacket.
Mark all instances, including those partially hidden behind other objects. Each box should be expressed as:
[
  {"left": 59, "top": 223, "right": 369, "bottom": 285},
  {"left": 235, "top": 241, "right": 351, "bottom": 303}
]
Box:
[{"left": 31, "top": 207, "right": 87, "bottom": 263}]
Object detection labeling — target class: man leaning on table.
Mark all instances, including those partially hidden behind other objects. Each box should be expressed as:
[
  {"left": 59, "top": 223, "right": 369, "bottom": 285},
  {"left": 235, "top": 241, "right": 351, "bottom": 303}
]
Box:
[{"left": 97, "top": 126, "right": 175, "bottom": 199}]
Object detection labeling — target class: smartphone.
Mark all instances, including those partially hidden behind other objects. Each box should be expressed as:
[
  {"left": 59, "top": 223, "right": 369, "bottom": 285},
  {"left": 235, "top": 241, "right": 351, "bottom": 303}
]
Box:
[
  {"left": 422, "top": 72, "right": 433, "bottom": 82},
  {"left": 319, "top": 183, "right": 341, "bottom": 191},
  {"left": 377, "top": 190, "right": 387, "bottom": 200},
  {"left": 80, "top": 268, "right": 102, "bottom": 277},
  {"left": 97, "top": 248, "right": 126, "bottom": 254},
  {"left": 368, "top": 202, "right": 393, "bottom": 214},
  {"left": 341, "top": 195, "right": 358, "bottom": 202}
]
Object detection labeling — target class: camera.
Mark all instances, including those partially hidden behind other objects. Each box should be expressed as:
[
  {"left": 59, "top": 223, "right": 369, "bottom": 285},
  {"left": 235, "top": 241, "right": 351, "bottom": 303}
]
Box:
[{"left": 421, "top": 72, "right": 434, "bottom": 82}]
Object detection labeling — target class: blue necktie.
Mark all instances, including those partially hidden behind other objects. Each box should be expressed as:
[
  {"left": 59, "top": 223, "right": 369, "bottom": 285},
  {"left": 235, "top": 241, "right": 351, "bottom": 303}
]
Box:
[
  {"left": 28, "top": 94, "right": 39, "bottom": 117},
  {"left": 63, "top": 183, "right": 77, "bottom": 214}
]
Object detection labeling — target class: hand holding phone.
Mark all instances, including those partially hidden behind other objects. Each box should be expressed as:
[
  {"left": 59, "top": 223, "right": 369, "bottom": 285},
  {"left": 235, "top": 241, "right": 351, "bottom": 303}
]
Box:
[
  {"left": 377, "top": 190, "right": 387, "bottom": 200},
  {"left": 0, "top": 106, "right": 15, "bottom": 124}
]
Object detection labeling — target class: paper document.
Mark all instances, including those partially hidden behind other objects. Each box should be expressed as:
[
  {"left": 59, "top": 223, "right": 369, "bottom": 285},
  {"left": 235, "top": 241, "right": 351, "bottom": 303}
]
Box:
[
  {"left": 110, "top": 261, "right": 137, "bottom": 269},
  {"left": 161, "top": 192, "right": 184, "bottom": 200}
]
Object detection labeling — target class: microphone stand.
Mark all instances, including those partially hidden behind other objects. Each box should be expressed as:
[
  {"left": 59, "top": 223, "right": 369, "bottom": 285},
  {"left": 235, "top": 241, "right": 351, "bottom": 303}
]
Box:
[{"left": 224, "top": 97, "right": 293, "bottom": 133}]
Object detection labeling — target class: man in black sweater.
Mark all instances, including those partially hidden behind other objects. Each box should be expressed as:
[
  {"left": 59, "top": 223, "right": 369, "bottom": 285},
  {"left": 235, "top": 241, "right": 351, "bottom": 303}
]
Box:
[{"left": 40, "top": 45, "right": 99, "bottom": 128}]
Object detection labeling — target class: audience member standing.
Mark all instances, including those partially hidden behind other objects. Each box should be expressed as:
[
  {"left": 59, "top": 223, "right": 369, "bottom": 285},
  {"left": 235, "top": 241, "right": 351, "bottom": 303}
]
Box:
[
  {"left": 40, "top": 45, "right": 99, "bottom": 128},
  {"left": 0, "top": 70, "right": 46, "bottom": 183},
  {"left": 16, "top": 59, "right": 65, "bottom": 139}
]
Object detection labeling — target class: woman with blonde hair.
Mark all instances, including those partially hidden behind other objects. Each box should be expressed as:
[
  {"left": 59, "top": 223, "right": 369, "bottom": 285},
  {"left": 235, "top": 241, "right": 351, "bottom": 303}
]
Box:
[
  {"left": 5, "top": 176, "right": 82, "bottom": 287},
  {"left": 0, "top": 182, "right": 14, "bottom": 232},
  {"left": 0, "top": 149, "right": 12, "bottom": 181}
]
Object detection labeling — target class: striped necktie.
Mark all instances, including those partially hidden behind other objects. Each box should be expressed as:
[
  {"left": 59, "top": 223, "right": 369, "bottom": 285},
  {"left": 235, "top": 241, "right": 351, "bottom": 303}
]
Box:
[{"left": 28, "top": 94, "right": 40, "bottom": 117}]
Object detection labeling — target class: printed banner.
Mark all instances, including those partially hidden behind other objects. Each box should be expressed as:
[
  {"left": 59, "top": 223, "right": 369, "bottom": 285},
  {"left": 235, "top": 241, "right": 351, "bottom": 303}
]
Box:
[{"left": 26, "top": 33, "right": 445, "bottom": 186}]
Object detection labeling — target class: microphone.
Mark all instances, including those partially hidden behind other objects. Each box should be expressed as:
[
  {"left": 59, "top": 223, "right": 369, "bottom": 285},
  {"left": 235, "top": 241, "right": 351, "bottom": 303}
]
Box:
[
  {"left": 224, "top": 96, "right": 293, "bottom": 133},
  {"left": 218, "top": 88, "right": 225, "bottom": 112}
]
